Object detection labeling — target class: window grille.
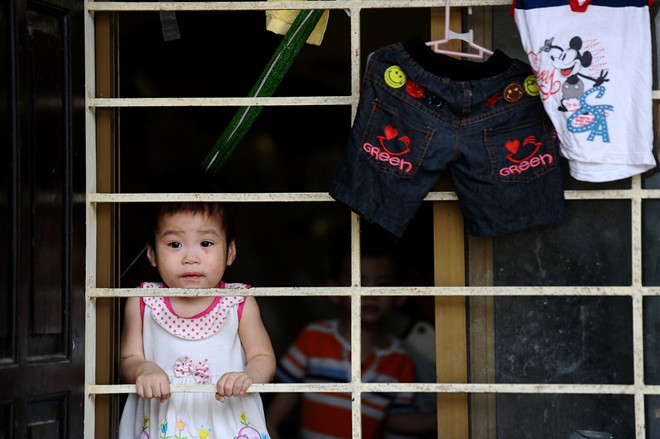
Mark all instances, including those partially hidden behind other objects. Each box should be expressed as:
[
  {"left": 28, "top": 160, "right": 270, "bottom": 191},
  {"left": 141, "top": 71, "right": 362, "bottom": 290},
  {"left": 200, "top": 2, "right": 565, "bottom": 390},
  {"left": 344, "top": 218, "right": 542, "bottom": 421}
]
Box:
[{"left": 83, "top": 1, "right": 660, "bottom": 438}]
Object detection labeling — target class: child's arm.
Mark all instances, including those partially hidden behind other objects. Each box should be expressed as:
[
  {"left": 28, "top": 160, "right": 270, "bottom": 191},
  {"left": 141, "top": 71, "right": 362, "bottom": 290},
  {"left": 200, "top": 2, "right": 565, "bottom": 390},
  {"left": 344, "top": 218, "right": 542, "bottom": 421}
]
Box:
[
  {"left": 215, "top": 296, "right": 276, "bottom": 402},
  {"left": 120, "top": 296, "right": 171, "bottom": 403}
]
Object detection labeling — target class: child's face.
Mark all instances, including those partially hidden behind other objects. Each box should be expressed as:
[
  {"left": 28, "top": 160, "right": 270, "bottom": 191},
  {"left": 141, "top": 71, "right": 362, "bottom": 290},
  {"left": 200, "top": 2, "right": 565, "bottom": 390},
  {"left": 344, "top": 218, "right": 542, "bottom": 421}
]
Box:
[
  {"left": 360, "top": 255, "right": 398, "bottom": 288},
  {"left": 333, "top": 255, "right": 403, "bottom": 325},
  {"left": 147, "top": 210, "right": 236, "bottom": 289}
]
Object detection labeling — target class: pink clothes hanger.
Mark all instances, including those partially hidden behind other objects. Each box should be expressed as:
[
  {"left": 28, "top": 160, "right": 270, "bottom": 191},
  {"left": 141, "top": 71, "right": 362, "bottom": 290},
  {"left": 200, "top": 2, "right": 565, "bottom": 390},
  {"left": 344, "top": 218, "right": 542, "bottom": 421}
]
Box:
[{"left": 425, "top": 0, "right": 494, "bottom": 59}]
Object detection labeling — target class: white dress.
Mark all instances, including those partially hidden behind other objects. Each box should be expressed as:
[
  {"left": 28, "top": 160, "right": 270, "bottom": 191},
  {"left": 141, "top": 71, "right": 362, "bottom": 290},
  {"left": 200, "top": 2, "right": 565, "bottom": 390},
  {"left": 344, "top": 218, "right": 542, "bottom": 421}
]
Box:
[{"left": 118, "top": 282, "right": 271, "bottom": 439}]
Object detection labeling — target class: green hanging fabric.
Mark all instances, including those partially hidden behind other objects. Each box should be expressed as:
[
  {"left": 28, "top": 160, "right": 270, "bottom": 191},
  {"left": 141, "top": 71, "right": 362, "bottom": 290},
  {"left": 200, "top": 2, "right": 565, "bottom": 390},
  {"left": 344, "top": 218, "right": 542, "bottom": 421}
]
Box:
[{"left": 203, "top": 7, "right": 327, "bottom": 175}]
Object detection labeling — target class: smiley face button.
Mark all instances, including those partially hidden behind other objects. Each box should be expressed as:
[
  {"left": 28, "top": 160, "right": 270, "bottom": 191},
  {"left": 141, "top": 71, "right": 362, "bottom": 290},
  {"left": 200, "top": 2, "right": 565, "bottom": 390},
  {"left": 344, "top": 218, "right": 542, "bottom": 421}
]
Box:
[
  {"left": 405, "top": 80, "right": 425, "bottom": 99},
  {"left": 524, "top": 75, "right": 540, "bottom": 97},
  {"left": 384, "top": 65, "right": 407, "bottom": 88},
  {"left": 503, "top": 82, "right": 523, "bottom": 103}
]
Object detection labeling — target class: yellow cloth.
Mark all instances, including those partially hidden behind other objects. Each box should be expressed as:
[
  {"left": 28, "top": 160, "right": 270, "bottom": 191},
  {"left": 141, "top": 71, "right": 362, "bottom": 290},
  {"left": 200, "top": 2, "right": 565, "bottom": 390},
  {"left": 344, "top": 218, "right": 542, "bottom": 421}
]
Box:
[{"left": 265, "top": 3, "right": 329, "bottom": 46}]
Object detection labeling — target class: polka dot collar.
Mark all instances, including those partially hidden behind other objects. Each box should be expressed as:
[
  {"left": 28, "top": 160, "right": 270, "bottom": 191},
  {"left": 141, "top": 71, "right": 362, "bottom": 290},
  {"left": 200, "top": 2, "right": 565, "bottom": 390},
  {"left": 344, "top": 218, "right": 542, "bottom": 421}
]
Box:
[{"left": 140, "top": 282, "right": 248, "bottom": 340}]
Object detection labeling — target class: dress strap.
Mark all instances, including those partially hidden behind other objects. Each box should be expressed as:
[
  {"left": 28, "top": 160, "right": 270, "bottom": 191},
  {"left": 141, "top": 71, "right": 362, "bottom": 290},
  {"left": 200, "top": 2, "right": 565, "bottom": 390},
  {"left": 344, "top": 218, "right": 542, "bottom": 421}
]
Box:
[
  {"left": 237, "top": 298, "right": 246, "bottom": 320},
  {"left": 140, "top": 297, "right": 146, "bottom": 323}
]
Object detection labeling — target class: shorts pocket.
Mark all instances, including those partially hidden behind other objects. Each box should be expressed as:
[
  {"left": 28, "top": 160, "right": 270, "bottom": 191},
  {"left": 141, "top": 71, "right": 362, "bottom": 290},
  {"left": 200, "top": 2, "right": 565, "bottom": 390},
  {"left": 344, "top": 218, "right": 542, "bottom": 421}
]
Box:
[
  {"left": 357, "top": 99, "right": 434, "bottom": 179},
  {"left": 484, "top": 118, "right": 559, "bottom": 183}
]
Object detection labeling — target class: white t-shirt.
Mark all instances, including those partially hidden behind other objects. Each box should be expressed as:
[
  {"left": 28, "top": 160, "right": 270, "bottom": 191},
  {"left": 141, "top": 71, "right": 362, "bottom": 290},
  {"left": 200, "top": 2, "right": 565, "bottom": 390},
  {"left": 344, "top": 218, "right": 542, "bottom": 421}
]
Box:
[{"left": 512, "top": 0, "right": 656, "bottom": 182}]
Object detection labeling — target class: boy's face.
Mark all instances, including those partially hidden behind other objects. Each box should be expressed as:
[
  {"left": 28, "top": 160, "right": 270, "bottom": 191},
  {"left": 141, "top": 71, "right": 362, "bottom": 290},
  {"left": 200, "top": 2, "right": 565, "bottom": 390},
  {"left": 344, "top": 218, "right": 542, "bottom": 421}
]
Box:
[
  {"left": 147, "top": 210, "right": 236, "bottom": 289},
  {"left": 334, "top": 255, "right": 403, "bottom": 325},
  {"left": 360, "top": 255, "right": 398, "bottom": 288}
]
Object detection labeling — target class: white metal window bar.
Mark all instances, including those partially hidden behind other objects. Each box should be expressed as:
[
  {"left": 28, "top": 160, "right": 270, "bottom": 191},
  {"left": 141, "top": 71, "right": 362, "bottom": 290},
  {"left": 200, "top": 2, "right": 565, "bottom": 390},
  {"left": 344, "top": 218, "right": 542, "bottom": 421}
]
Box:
[{"left": 84, "top": 1, "right": 660, "bottom": 438}]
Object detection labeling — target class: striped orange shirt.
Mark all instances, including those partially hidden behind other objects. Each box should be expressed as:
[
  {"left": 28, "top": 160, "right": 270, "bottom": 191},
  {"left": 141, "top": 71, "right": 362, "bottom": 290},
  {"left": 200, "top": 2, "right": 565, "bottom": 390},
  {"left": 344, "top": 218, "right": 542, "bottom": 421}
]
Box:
[{"left": 276, "top": 319, "right": 416, "bottom": 439}]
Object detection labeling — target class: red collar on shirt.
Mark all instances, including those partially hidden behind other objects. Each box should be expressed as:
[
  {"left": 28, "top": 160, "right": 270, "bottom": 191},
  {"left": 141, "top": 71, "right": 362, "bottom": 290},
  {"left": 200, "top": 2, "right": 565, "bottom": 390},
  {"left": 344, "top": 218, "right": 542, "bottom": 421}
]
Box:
[{"left": 569, "top": 0, "right": 591, "bottom": 12}]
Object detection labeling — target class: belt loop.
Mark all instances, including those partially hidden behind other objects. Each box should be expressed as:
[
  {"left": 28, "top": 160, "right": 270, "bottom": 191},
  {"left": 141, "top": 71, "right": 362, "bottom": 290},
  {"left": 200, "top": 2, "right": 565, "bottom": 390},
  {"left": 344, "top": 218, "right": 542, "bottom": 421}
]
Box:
[{"left": 463, "top": 86, "right": 472, "bottom": 115}]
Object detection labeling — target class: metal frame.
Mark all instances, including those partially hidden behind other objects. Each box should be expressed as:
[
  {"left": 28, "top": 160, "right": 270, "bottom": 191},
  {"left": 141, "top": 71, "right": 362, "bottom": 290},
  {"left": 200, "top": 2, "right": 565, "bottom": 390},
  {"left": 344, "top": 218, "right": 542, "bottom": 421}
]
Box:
[{"left": 84, "top": 1, "right": 660, "bottom": 438}]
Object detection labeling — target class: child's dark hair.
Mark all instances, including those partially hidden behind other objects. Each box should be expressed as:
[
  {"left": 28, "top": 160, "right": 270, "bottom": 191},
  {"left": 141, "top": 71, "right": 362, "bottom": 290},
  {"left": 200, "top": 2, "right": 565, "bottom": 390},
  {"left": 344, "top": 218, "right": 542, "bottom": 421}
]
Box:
[
  {"left": 327, "top": 222, "right": 400, "bottom": 282},
  {"left": 144, "top": 169, "right": 236, "bottom": 249}
]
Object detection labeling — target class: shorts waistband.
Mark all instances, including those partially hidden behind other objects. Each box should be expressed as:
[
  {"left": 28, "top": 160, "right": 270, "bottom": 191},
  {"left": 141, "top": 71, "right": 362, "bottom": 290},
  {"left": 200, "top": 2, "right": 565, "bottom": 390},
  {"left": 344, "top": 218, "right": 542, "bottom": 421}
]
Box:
[
  {"left": 402, "top": 36, "right": 515, "bottom": 81},
  {"left": 366, "top": 41, "right": 538, "bottom": 122}
]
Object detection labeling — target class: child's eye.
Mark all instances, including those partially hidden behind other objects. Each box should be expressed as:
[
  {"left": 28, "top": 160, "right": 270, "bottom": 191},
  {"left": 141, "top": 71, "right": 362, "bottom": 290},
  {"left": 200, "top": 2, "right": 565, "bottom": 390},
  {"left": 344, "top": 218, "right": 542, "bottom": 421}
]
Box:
[
  {"left": 168, "top": 242, "right": 182, "bottom": 249},
  {"left": 201, "top": 241, "right": 214, "bottom": 248}
]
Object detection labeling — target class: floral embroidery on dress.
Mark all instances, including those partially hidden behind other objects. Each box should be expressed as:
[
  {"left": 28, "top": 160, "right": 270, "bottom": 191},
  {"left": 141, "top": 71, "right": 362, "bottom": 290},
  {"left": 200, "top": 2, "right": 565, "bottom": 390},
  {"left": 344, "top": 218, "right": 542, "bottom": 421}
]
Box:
[
  {"left": 157, "top": 418, "right": 192, "bottom": 439},
  {"left": 173, "top": 418, "right": 188, "bottom": 439},
  {"left": 159, "top": 418, "right": 170, "bottom": 439},
  {"left": 234, "top": 413, "right": 269, "bottom": 439},
  {"left": 139, "top": 416, "right": 150, "bottom": 438},
  {"left": 199, "top": 424, "right": 212, "bottom": 439}
]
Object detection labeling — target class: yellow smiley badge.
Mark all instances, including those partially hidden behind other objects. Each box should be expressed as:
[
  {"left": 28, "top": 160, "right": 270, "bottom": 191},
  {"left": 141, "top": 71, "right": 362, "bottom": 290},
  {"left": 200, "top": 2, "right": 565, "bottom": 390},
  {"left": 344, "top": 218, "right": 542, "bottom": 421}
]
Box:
[
  {"left": 524, "top": 75, "right": 540, "bottom": 97},
  {"left": 384, "top": 65, "right": 407, "bottom": 89}
]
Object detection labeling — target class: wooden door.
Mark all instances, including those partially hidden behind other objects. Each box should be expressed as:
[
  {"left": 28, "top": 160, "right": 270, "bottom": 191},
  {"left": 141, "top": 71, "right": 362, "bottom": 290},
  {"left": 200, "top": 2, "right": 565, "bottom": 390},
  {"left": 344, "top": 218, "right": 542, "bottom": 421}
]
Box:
[{"left": 0, "top": 0, "right": 86, "bottom": 437}]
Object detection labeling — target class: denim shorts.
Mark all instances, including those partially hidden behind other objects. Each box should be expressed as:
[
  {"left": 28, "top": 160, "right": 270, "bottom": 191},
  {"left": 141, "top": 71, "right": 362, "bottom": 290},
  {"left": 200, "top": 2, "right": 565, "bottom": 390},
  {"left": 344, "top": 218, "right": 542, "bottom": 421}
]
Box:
[{"left": 330, "top": 40, "right": 565, "bottom": 237}]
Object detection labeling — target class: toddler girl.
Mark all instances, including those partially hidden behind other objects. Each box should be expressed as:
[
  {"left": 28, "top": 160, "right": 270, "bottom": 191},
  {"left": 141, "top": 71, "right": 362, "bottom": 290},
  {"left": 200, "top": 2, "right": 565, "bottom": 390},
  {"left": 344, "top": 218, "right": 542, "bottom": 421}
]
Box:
[{"left": 118, "top": 193, "right": 275, "bottom": 439}]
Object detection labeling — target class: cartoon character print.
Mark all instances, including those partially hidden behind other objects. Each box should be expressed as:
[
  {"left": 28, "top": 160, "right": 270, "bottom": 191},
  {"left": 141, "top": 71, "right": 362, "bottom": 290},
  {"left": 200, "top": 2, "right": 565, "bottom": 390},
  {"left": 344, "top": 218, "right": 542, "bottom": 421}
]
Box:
[
  {"left": 234, "top": 412, "right": 269, "bottom": 439},
  {"left": 532, "top": 36, "right": 612, "bottom": 143},
  {"left": 540, "top": 36, "right": 609, "bottom": 112},
  {"left": 235, "top": 426, "right": 264, "bottom": 439}
]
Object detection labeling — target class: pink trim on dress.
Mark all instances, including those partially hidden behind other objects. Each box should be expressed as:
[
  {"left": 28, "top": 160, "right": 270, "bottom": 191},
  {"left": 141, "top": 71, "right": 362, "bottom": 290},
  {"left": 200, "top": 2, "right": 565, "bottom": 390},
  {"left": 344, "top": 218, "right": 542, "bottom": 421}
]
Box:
[
  {"left": 163, "top": 297, "right": 222, "bottom": 319},
  {"left": 237, "top": 300, "right": 245, "bottom": 321},
  {"left": 138, "top": 282, "right": 167, "bottom": 322}
]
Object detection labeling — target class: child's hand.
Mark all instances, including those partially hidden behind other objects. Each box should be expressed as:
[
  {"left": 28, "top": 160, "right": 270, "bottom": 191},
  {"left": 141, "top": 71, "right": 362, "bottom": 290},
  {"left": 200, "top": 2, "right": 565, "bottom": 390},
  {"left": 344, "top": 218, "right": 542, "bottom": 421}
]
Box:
[
  {"left": 135, "top": 362, "right": 171, "bottom": 403},
  {"left": 215, "top": 371, "right": 254, "bottom": 402}
]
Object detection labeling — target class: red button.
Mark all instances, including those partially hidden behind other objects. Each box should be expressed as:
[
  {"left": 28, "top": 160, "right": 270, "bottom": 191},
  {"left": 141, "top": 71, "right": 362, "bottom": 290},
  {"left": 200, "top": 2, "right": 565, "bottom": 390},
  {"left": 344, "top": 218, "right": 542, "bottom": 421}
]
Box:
[{"left": 406, "top": 80, "right": 425, "bottom": 99}]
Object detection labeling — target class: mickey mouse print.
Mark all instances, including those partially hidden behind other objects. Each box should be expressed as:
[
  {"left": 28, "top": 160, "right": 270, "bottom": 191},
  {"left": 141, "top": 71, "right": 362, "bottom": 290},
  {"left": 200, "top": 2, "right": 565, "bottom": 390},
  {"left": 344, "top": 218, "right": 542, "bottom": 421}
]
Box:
[{"left": 512, "top": 0, "right": 656, "bottom": 183}]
